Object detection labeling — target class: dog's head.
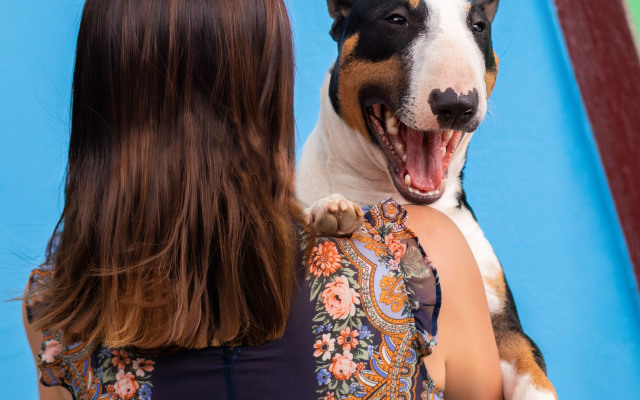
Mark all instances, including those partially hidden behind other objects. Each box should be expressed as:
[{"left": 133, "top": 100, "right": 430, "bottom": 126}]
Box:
[{"left": 327, "top": 0, "right": 499, "bottom": 204}]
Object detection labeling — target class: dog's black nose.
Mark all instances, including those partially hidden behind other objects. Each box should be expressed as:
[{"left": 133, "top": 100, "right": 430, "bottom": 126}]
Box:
[{"left": 428, "top": 88, "right": 479, "bottom": 129}]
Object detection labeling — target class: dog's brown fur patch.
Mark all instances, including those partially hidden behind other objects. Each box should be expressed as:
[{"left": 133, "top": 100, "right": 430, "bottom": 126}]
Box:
[
  {"left": 485, "top": 272, "right": 507, "bottom": 305},
  {"left": 337, "top": 34, "right": 404, "bottom": 138},
  {"left": 496, "top": 330, "right": 558, "bottom": 397},
  {"left": 408, "top": 0, "right": 421, "bottom": 8},
  {"left": 485, "top": 51, "right": 499, "bottom": 98},
  {"left": 489, "top": 272, "right": 555, "bottom": 396}
]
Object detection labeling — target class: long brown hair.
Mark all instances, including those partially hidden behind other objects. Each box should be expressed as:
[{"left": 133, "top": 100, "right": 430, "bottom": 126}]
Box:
[{"left": 34, "top": 0, "right": 301, "bottom": 349}]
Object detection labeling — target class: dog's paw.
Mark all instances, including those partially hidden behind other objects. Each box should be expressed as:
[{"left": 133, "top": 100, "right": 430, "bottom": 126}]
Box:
[{"left": 305, "top": 194, "right": 364, "bottom": 237}]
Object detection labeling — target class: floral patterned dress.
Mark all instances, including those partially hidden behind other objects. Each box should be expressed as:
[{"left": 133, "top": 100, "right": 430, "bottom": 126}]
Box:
[{"left": 25, "top": 199, "right": 443, "bottom": 400}]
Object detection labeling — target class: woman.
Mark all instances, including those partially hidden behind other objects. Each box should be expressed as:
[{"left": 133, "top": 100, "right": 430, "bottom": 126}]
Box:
[{"left": 23, "top": 0, "right": 502, "bottom": 399}]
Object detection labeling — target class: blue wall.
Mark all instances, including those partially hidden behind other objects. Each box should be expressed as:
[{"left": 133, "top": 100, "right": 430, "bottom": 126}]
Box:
[
  {"left": 0, "top": 1, "right": 82, "bottom": 398},
  {"left": 1, "top": 0, "right": 639, "bottom": 398}
]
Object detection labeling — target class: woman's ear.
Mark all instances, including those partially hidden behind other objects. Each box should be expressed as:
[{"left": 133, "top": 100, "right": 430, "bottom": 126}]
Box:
[{"left": 473, "top": 0, "right": 499, "bottom": 23}]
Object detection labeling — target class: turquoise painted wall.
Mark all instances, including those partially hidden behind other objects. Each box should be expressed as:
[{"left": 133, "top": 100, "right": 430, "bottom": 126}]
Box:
[{"left": 1, "top": 0, "right": 639, "bottom": 398}]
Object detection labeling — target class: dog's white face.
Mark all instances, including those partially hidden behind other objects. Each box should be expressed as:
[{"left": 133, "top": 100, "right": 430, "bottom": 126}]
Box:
[
  {"left": 327, "top": 0, "right": 498, "bottom": 204},
  {"left": 403, "top": 0, "right": 490, "bottom": 130}
]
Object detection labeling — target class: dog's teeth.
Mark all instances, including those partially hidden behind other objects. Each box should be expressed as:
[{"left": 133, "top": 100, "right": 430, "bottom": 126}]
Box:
[
  {"left": 440, "top": 147, "right": 446, "bottom": 157},
  {"left": 404, "top": 174, "right": 411, "bottom": 186},
  {"left": 396, "top": 143, "right": 404, "bottom": 154},
  {"left": 443, "top": 130, "right": 453, "bottom": 141},
  {"left": 387, "top": 123, "right": 398, "bottom": 136},
  {"left": 384, "top": 107, "right": 394, "bottom": 121},
  {"left": 385, "top": 109, "right": 399, "bottom": 135},
  {"left": 372, "top": 104, "right": 382, "bottom": 119},
  {"left": 407, "top": 185, "right": 442, "bottom": 196},
  {"left": 402, "top": 154, "right": 407, "bottom": 163}
]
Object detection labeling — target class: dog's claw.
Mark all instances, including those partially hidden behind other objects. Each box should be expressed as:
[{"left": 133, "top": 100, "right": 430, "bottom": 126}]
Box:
[{"left": 305, "top": 194, "right": 364, "bottom": 237}]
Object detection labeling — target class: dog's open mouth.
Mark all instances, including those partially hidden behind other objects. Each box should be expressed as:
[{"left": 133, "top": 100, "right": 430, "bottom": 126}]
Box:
[{"left": 367, "top": 104, "right": 464, "bottom": 204}]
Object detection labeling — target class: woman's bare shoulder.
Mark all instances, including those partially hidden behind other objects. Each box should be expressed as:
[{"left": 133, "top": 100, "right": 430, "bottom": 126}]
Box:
[
  {"left": 402, "top": 204, "right": 503, "bottom": 400},
  {"left": 401, "top": 204, "right": 486, "bottom": 322},
  {"left": 401, "top": 204, "right": 473, "bottom": 273}
]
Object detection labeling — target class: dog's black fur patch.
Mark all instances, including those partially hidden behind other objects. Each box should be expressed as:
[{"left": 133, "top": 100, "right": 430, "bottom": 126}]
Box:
[
  {"left": 468, "top": 3, "right": 498, "bottom": 73},
  {"left": 329, "top": 0, "right": 428, "bottom": 119}
]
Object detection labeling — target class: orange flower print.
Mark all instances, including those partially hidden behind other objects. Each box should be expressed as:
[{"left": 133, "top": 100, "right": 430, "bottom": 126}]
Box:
[
  {"left": 385, "top": 235, "right": 407, "bottom": 262},
  {"left": 313, "top": 333, "right": 336, "bottom": 361},
  {"left": 382, "top": 200, "right": 400, "bottom": 220},
  {"left": 111, "top": 349, "right": 131, "bottom": 370},
  {"left": 132, "top": 358, "right": 155, "bottom": 377},
  {"left": 337, "top": 327, "right": 359, "bottom": 351},
  {"left": 324, "top": 392, "right": 336, "bottom": 400},
  {"left": 310, "top": 241, "right": 343, "bottom": 277},
  {"left": 355, "top": 362, "right": 365, "bottom": 377},
  {"left": 329, "top": 350, "right": 358, "bottom": 380},
  {"left": 114, "top": 370, "right": 139, "bottom": 400},
  {"left": 322, "top": 276, "right": 360, "bottom": 320}
]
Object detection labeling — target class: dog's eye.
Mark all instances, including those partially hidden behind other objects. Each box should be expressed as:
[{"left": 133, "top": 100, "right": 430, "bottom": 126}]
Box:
[
  {"left": 472, "top": 21, "right": 485, "bottom": 33},
  {"left": 386, "top": 14, "right": 407, "bottom": 25}
]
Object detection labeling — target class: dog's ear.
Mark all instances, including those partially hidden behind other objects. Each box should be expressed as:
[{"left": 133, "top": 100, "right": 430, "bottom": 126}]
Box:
[
  {"left": 328, "top": 0, "right": 355, "bottom": 41},
  {"left": 473, "top": 0, "right": 499, "bottom": 23},
  {"left": 327, "top": 0, "right": 355, "bottom": 19}
]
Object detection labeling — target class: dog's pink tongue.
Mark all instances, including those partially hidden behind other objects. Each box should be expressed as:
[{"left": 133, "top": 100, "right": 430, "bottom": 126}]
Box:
[{"left": 405, "top": 128, "right": 443, "bottom": 191}]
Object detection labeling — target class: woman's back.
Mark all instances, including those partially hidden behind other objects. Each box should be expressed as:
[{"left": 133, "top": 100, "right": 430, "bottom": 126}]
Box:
[{"left": 26, "top": 200, "right": 443, "bottom": 400}]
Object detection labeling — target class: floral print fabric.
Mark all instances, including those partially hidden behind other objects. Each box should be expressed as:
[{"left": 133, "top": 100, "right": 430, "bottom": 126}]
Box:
[
  {"left": 25, "top": 199, "right": 442, "bottom": 400},
  {"left": 25, "top": 264, "right": 155, "bottom": 400},
  {"left": 99, "top": 348, "right": 155, "bottom": 399},
  {"left": 304, "top": 199, "right": 443, "bottom": 400}
]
